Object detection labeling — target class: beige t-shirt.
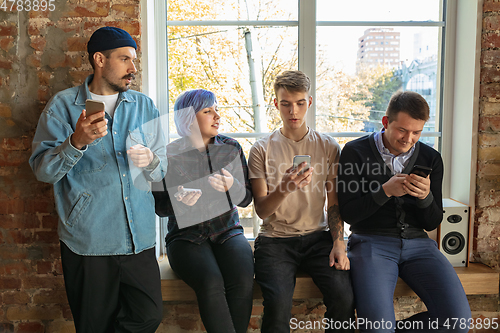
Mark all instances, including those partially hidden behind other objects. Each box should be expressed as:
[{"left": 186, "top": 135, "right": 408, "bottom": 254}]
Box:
[{"left": 248, "top": 128, "right": 340, "bottom": 237}]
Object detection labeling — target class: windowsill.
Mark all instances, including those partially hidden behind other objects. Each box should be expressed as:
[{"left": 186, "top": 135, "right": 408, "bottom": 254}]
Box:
[{"left": 159, "top": 260, "right": 499, "bottom": 302}]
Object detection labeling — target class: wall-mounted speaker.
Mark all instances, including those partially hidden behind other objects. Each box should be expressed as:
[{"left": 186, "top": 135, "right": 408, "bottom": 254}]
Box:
[{"left": 439, "top": 199, "right": 470, "bottom": 267}]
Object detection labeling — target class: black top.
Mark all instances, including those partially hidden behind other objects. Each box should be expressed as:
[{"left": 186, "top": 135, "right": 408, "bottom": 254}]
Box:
[
  {"left": 337, "top": 133, "right": 443, "bottom": 239},
  {"left": 152, "top": 135, "right": 252, "bottom": 246}
]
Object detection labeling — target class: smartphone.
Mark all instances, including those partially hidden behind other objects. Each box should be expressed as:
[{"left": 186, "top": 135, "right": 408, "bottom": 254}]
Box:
[
  {"left": 410, "top": 165, "right": 432, "bottom": 177},
  {"left": 293, "top": 155, "right": 311, "bottom": 174},
  {"left": 174, "top": 188, "right": 202, "bottom": 200},
  {"left": 85, "top": 99, "right": 105, "bottom": 124}
]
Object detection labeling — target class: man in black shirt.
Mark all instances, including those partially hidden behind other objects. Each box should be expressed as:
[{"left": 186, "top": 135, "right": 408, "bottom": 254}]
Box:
[{"left": 338, "top": 91, "right": 471, "bottom": 332}]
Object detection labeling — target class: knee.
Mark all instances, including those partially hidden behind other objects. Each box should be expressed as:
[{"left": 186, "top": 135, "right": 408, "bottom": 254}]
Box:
[{"left": 193, "top": 272, "right": 225, "bottom": 298}]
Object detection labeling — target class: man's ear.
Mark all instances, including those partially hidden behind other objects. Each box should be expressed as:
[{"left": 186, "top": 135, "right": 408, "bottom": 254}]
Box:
[
  {"left": 93, "top": 52, "right": 106, "bottom": 69},
  {"left": 382, "top": 116, "right": 389, "bottom": 129},
  {"left": 274, "top": 97, "right": 279, "bottom": 109},
  {"left": 308, "top": 95, "right": 313, "bottom": 108}
]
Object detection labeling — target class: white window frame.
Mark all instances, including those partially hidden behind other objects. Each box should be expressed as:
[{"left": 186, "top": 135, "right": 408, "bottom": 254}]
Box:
[{"left": 142, "top": 0, "right": 483, "bottom": 261}]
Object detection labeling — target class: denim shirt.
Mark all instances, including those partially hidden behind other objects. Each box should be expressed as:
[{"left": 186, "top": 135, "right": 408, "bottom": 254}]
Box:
[{"left": 29, "top": 75, "right": 167, "bottom": 256}]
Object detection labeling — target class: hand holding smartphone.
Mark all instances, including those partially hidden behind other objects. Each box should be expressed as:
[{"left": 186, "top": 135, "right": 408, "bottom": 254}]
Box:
[
  {"left": 85, "top": 99, "right": 105, "bottom": 124},
  {"left": 410, "top": 165, "right": 432, "bottom": 178},
  {"left": 174, "top": 188, "right": 202, "bottom": 200},
  {"left": 293, "top": 155, "right": 311, "bottom": 175}
]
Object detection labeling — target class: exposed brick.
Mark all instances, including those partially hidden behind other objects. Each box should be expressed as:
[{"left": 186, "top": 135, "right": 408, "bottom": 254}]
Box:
[
  {"left": 7, "top": 229, "right": 35, "bottom": 244},
  {"left": 0, "top": 214, "right": 41, "bottom": 229},
  {"left": 0, "top": 245, "right": 29, "bottom": 260},
  {"left": 478, "top": 162, "right": 500, "bottom": 177},
  {"left": 30, "top": 37, "right": 46, "bottom": 52},
  {"left": 41, "top": 214, "right": 58, "bottom": 229},
  {"left": 23, "top": 276, "right": 64, "bottom": 290},
  {"left": 29, "top": 9, "right": 51, "bottom": 19},
  {"left": 484, "top": 15, "right": 500, "bottom": 31},
  {"left": 111, "top": 4, "right": 139, "bottom": 17},
  {"left": 54, "top": 259, "right": 63, "bottom": 275},
  {"left": 478, "top": 146, "right": 500, "bottom": 161},
  {"left": 0, "top": 58, "right": 13, "bottom": 69},
  {"left": 26, "top": 53, "right": 41, "bottom": 68},
  {"left": 479, "top": 133, "right": 500, "bottom": 147},
  {"left": 66, "top": 37, "right": 88, "bottom": 52},
  {"left": 2, "top": 291, "right": 31, "bottom": 304},
  {"left": 63, "top": 3, "right": 110, "bottom": 17},
  {"left": 0, "top": 277, "right": 22, "bottom": 289},
  {"left": 48, "top": 54, "right": 82, "bottom": 69},
  {"left": 37, "top": 71, "right": 52, "bottom": 86},
  {"left": 0, "top": 37, "right": 14, "bottom": 52},
  {"left": 45, "top": 320, "right": 75, "bottom": 332},
  {"left": 0, "top": 323, "right": 15, "bottom": 331},
  {"left": 36, "top": 261, "right": 53, "bottom": 275},
  {"left": 1, "top": 136, "right": 31, "bottom": 151},
  {"left": 0, "top": 104, "right": 11, "bottom": 118},
  {"left": 5, "top": 305, "right": 62, "bottom": 321},
  {"left": 481, "top": 50, "right": 500, "bottom": 66},
  {"left": 105, "top": 21, "right": 141, "bottom": 36},
  {"left": 33, "top": 290, "right": 67, "bottom": 304},
  {"left": 476, "top": 206, "right": 500, "bottom": 224},
  {"left": 35, "top": 230, "right": 59, "bottom": 244},
  {"left": 69, "top": 70, "right": 93, "bottom": 85},
  {"left": 24, "top": 198, "right": 54, "bottom": 214},
  {"left": 0, "top": 261, "right": 30, "bottom": 275},
  {"left": 28, "top": 22, "right": 42, "bottom": 36},
  {"left": 0, "top": 199, "right": 25, "bottom": 214},
  {"left": 484, "top": 1, "right": 500, "bottom": 13},
  {"left": 37, "top": 87, "right": 51, "bottom": 103},
  {"left": 483, "top": 32, "right": 500, "bottom": 49},
  {"left": 0, "top": 23, "right": 17, "bottom": 37},
  {"left": 482, "top": 67, "right": 500, "bottom": 84}
]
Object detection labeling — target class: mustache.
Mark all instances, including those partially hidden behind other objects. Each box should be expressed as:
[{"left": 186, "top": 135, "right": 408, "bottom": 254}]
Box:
[{"left": 123, "top": 73, "right": 136, "bottom": 80}]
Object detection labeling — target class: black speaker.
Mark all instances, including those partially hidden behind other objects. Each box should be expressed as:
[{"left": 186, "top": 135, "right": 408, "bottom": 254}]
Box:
[{"left": 438, "top": 199, "right": 470, "bottom": 267}]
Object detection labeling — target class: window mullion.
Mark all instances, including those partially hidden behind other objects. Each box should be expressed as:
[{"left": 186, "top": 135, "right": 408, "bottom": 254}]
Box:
[{"left": 298, "top": 0, "right": 317, "bottom": 130}]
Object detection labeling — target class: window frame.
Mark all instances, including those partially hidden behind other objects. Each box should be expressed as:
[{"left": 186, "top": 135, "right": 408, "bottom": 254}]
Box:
[{"left": 142, "top": 0, "right": 483, "bottom": 259}]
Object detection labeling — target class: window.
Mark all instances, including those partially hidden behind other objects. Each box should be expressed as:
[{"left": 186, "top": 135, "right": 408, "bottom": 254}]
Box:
[{"left": 145, "top": 0, "right": 482, "bottom": 251}]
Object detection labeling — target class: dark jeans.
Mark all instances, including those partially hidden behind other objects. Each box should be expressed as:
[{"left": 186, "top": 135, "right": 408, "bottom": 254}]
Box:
[
  {"left": 254, "top": 231, "right": 355, "bottom": 333},
  {"left": 166, "top": 234, "right": 254, "bottom": 333},
  {"left": 60, "top": 241, "right": 163, "bottom": 333},
  {"left": 348, "top": 234, "right": 471, "bottom": 333}
]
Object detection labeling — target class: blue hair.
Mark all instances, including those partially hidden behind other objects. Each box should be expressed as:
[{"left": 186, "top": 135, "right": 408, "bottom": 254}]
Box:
[{"left": 173, "top": 89, "right": 217, "bottom": 137}]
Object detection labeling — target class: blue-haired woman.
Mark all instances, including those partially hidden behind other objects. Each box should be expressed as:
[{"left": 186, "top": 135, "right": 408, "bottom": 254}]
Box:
[{"left": 153, "top": 89, "right": 254, "bottom": 333}]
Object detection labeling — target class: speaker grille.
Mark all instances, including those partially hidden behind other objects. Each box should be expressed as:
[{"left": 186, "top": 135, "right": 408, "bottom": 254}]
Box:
[{"left": 442, "top": 231, "right": 466, "bottom": 255}]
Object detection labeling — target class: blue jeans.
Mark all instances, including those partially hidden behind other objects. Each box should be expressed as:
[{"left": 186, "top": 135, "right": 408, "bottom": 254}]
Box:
[
  {"left": 167, "top": 234, "right": 254, "bottom": 333},
  {"left": 254, "top": 231, "right": 355, "bottom": 333},
  {"left": 348, "top": 234, "right": 471, "bottom": 333}
]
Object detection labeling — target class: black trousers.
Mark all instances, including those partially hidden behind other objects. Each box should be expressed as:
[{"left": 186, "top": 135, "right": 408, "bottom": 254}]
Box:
[{"left": 60, "top": 241, "right": 163, "bottom": 333}]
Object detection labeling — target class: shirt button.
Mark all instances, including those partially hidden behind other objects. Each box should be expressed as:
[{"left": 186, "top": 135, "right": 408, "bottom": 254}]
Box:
[
  {"left": 123, "top": 174, "right": 126, "bottom": 177},
  {"left": 114, "top": 131, "right": 117, "bottom": 135},
  {"left": 125, "top": 197, "right": 128, "bottom": 200},
  {"left": 118, "top": 152, "right": 122, "bottom": 155}
]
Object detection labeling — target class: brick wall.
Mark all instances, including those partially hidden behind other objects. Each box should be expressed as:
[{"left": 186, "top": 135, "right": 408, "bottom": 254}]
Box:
[
  {"left": 0, "top": 1, "right": 499, "bottom": 332},
  {"left": 0, "top": 1, "right": 142, "bottom": 332}
]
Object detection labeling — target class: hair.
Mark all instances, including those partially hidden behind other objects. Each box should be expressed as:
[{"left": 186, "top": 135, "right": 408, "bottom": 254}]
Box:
[
  {"left": 386, "top": 90, "right": 430, "bottom": 123},
  {"left": 88, "top": 49, "right": 113, "bottom": 70},
  {"left": 173, "top": 89, "right": 217, "bottom": 137},
  {"left": 273, "top": 70, "right": 311, "bottom": 97}
]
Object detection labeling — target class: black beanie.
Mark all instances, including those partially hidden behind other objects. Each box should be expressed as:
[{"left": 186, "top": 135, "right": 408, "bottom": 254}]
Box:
[{"left": 87, "top": 27, "right": 137, "bottom": 53}]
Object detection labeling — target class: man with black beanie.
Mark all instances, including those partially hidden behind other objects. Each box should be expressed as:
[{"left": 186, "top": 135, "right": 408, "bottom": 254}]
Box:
[{"left": 29, "top": 27, "right": 167, "bottom": 332}]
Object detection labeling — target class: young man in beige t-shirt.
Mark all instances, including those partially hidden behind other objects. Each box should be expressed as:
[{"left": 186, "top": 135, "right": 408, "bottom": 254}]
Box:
[{"left": 248, "top": 70, "right": 355, "bottom": 333}]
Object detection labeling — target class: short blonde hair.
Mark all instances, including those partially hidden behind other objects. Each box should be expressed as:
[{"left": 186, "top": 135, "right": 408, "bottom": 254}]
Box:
[{"left": 273, "top": 70, "right": 311, "bottom": 98}]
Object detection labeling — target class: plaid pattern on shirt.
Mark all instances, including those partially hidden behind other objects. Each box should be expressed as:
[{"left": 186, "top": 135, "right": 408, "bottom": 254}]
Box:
[{"left": 152, "top": 135, "right": 252, "bottom": 246}]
